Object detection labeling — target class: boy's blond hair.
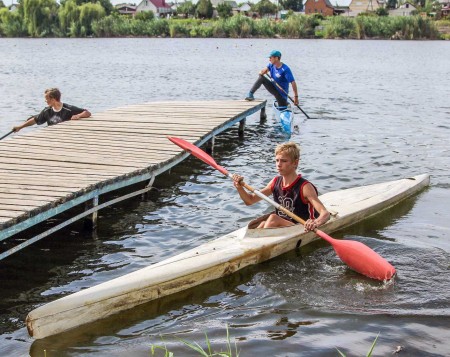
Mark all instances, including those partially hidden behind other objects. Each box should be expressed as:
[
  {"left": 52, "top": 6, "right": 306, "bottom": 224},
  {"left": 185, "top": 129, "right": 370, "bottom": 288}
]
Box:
[{"left": 275, "top": 142, "right": 300, "bottom": 162}]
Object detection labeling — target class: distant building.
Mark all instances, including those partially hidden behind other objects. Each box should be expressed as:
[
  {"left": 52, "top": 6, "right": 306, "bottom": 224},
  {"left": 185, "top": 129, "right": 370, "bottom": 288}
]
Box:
[
  {"left": 8, "top": 3, "right": 19, "bottom": 11},
  {"left": 442, "top": 3, "right": 450, "bottom": 17},
  {"left": 439, "top": 0, "right": 450, "bottom": 17},
  {"left": 389, "top": 2, "right": 417, "bottom": 16},
  {"left": 136, "top": 0, "right": 173, "bottom": 17},
  {"left": 348, "top": 0, "right": 381, "bottom": 16},
  {"left": 304, "top": 0, "right": 334, "bottom": 16},
  {"left": 115, "top": 3, "right": 137, "bottom": 15},
  {"left": 304, "top": 0, "right": 351, "bottom": 16},
  {"left": 235, "top": 2, "right": 256, "bottom": 17},
  {"left": 225, "top": 0, "right": 238, "bottom": 7},
  {"left": 239, "top": 2, "right": 252, "bottom": 14}
]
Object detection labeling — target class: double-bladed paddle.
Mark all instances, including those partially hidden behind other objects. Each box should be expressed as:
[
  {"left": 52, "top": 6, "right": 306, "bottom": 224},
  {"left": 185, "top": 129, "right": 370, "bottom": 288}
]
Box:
[
  {"left": 168, "top": 136, "right": 396, "bottom": 281},
  {"left": 264, "top": 73, "right": 312, "bottom": 119}
]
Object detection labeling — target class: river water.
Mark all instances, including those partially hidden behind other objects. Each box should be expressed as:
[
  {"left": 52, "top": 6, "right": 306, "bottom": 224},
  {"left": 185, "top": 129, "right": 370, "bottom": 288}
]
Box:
[{"left": 0, "top": 38, "right": 449, "bottom": 356}]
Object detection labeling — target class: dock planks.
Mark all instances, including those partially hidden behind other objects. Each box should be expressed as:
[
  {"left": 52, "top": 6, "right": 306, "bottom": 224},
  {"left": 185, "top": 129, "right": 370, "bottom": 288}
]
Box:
[{"left": 0, "top": 100, "right": 266, "bottom": 258}]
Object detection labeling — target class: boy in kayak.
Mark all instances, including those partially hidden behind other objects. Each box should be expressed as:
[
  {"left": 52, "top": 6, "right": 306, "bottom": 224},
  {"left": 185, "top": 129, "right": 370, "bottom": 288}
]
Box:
[
  {"left": 12, "top": 88, "right": 91, "bottom": 133},
  {"left": 232, "top": 142, "right": 329, "bottom": 231},
  {"left": 245, "top": 50, "right": 299, "bottom": 108}
]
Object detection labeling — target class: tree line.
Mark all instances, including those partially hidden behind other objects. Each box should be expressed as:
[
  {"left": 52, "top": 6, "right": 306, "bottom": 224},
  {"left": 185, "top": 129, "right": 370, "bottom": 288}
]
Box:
[{"left": 0, "top": 0, "right": 445, "bottom": 38}]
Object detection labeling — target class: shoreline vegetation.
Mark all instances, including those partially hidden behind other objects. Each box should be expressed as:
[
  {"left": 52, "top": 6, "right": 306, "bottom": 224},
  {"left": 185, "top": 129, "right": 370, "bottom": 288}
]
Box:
[
  {"left": 1, "top": 8, "right": 449, "bottom": 40},
  {"left": 93, "top": 15, "right": 444, "bottom": 40}
]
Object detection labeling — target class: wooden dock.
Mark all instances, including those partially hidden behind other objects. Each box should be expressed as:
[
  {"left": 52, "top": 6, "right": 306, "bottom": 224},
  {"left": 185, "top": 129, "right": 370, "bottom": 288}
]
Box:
[{"left": 0, "top": 99, "right": 266, "bottom": 259}]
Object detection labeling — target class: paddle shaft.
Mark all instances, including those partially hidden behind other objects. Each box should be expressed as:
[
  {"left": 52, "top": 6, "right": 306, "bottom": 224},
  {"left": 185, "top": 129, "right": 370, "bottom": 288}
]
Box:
[
  {"left": 264, "top": 74, "right": 311, "bottom": 119},
  {"left": 1, "top": 115, "right": 35, "bottom": 140},
  {"left": 0, "top": 130, "right": 13, "bottom": 141},
  {"left": 230, "top": 174, "right": 309, "bottom": 226}
]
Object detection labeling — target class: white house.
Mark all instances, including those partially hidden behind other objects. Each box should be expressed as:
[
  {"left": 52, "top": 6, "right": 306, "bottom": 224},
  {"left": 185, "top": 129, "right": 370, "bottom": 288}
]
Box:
[
  {"left": 115, "top": 3, "right": 137, "bottom": 15},
  {"left": 136, "top": 0, "right": 173, "bottom": 16},
  {"left": 389, "top": 2, "right": 417, "bottom": 16},
  {"left": 8, "top": 3, "right": 19, "bottom": 11}
]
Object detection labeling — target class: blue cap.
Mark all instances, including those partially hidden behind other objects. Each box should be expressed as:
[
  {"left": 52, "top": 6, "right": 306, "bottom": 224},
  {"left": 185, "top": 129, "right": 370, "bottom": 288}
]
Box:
[{"left": 269, "top": 50, "right": 281, "bottom": 58}]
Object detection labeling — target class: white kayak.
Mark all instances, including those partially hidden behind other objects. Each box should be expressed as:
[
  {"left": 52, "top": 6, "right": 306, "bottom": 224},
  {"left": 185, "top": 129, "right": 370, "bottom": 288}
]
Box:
[{"left": 26, "top": 174, "right": 430, "bottom": 339}]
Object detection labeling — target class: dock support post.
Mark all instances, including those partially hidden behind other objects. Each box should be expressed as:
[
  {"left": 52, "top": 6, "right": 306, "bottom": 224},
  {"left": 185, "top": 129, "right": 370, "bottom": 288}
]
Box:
[
  {"left": 206, "top": 135, "right": 215, "bottom": 154},
  {"left": 84, "top": 196, "right": 99, "bottom": 231},
  {"left": 239, "top": 118, "right": 246, "bottom": 137},
  {"left": 92, "top": 196, "right": 98, "bottom": 229},
  {"left": 260, "top": 106, "right": 267, "bottom": 122}
]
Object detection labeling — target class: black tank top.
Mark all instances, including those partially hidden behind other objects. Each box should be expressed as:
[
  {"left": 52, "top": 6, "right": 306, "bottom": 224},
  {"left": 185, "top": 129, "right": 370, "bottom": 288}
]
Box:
[{"left": 271, "top": 175, "right": 318, "bottom": 223}]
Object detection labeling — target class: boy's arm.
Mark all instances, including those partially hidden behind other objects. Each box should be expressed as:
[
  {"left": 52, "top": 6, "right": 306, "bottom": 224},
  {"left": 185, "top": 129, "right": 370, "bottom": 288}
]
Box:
[
  {"left": 12, "top": 117, "right": 36, "bottom": 132},
  {"left": 302, "top": 183, "right": 330, "bottom": 231},
  {"left": 291, "top": 81, "right": 299, "bottom": 105},
  {"left": 259, "top": 67, "right": 269, "bottom": 76},
  {"left": 72, "top": 109, "right": 91, "bottom": 120},
  {"left": 233, "top": 175, "right": 273, "bottom": 206}
]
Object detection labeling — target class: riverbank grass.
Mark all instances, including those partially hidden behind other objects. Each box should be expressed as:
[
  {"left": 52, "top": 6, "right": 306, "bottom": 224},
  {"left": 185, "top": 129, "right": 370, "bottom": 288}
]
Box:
[
  {"left": 336, "top": 333, "right": 379, "bottom": 357},
  {"left": 151, "top": 325, "right": 240, "bottom": 357}
]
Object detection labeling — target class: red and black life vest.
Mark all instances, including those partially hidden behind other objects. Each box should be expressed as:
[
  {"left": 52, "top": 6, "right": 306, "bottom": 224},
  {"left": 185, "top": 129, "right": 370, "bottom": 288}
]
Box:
[{"left": 271, "top": 174, "right": 319, "bottom": 223}]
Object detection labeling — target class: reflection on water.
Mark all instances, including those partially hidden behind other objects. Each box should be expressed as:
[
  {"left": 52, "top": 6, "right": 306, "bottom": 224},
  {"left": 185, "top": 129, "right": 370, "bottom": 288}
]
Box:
[{"left": 0, "top": 39, "right": 449, "bottom": 356}]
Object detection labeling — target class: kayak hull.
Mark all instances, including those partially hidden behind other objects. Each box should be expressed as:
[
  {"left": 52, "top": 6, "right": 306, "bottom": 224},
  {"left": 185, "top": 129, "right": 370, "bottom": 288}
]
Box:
[
  {"left": 273, "top": 101, "right": 294, "bottom": 134},
  {"left": 26, "top": 174, "right": 430, "bottom": 339}
]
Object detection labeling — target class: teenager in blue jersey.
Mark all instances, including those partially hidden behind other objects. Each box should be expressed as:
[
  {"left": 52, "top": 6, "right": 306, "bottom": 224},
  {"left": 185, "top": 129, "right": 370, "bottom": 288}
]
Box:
[
  {"left": 232, "top": 142, "right": 329, "bottom": 231},
  {"left": 12, "top": 88, "right": 91, "bottom": 133},
  {"left": 245, "top": 50, "right": 299, "bottom": 108}
]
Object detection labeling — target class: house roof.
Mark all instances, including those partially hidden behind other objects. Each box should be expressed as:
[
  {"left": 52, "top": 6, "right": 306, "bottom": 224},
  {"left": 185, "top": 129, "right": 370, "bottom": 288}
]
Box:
[
  {"left": 115, "top": 4, "right": 137, "bottom": 9},
  {"left": 239, "top": 3, "right": 251, "bottom": 11},
  {"left": 224, "top": 0, "right": 238, "bottom": 8},
  {"left": 328, "top": 0, "right": 352, "bottom": 7},
  {"left": 150, "top": 0, "right": 171, "bottom": 8},
  {"left": 137, "top": 0, "right": 171, "bottom": 8},
  {"left": 398, "top": 2, "right": 417, "bottom": 9},
  {"left": 305, "top": 0, "right": 351, "bottom": 8}
]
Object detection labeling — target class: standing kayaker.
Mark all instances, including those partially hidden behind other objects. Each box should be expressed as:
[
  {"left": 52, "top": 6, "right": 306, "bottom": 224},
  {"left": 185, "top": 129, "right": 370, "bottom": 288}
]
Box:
[
  {"left": 232, "top": 142, "right": 329, "bottom": 230},
  {"left": 12, "top": 88, "right": 91, "bottom": 133},
  {"left": 245, "top": 50, "right": 299, "bottom": 108}
]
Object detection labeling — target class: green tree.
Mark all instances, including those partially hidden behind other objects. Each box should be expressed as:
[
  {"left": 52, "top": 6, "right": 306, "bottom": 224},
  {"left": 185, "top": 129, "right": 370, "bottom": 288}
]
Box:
[
  {"left": 135, "top": 10, "right": 154, "bottom": 21},
  {"left": 252, "top": 0, "right": 277, "bottom": 17},
  {"left": 0, "top": 1, "right": 5, "bottom": 8},
  {"left": 0, "top": 7, "right": 28, "bottom": 36},
  {"left": 59, "top": 0, "right": 80, "bottom": 35},
  {"left": 217, "top": 2, "right": 232, "bottom": 18},
  {"left": 196, "top": 0, "right": 213, "bottom": 18},
  {"left": 22, "top": 0, "right": 59, "bottom": 37},
  {"left": 386, "top": 0, "right": 397, "bottom": 9},
  {"left": 375, "top": 7, "right": 389, "bottom": 16},
  {"left": 420, "top": 0, "right": 441, "bottom": 14},
  {"left": 177, "top": 0, "right": 196, "bottom": 17},
  {"left": 61, "top": 0, "right": 113, "bottom": 14},
  {"left": 280, "top": 0, "right": 303, "bottom": 11},
  {"left": 79, "top": 2, "right": 105, "bottom": 35}
]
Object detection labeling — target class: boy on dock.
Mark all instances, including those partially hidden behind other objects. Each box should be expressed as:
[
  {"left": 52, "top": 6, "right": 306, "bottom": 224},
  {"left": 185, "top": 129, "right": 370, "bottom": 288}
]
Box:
[
  {"left": 245, "top": 50, "right": 299, "bottom": 108},
  {"left": 232, "top": 142, "right": 329, "bottom": 230},
  {"left": 12, "top": 88, "right": 91, "bottom": 133}
]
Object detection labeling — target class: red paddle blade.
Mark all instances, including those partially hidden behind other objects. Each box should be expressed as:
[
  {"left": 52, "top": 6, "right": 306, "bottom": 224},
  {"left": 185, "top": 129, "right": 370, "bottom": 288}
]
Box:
[
  {"left": 317, "top": 230, "right": 396, "bottom": 281},
  {"left": 168, "top": 137, "right": 229, "bottom": 176}
]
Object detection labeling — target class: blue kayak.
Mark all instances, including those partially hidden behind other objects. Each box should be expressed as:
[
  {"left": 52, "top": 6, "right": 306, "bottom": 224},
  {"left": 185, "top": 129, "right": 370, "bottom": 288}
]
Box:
[{"left": 273, "top": 101, "right": 294, "bottom": 134}]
